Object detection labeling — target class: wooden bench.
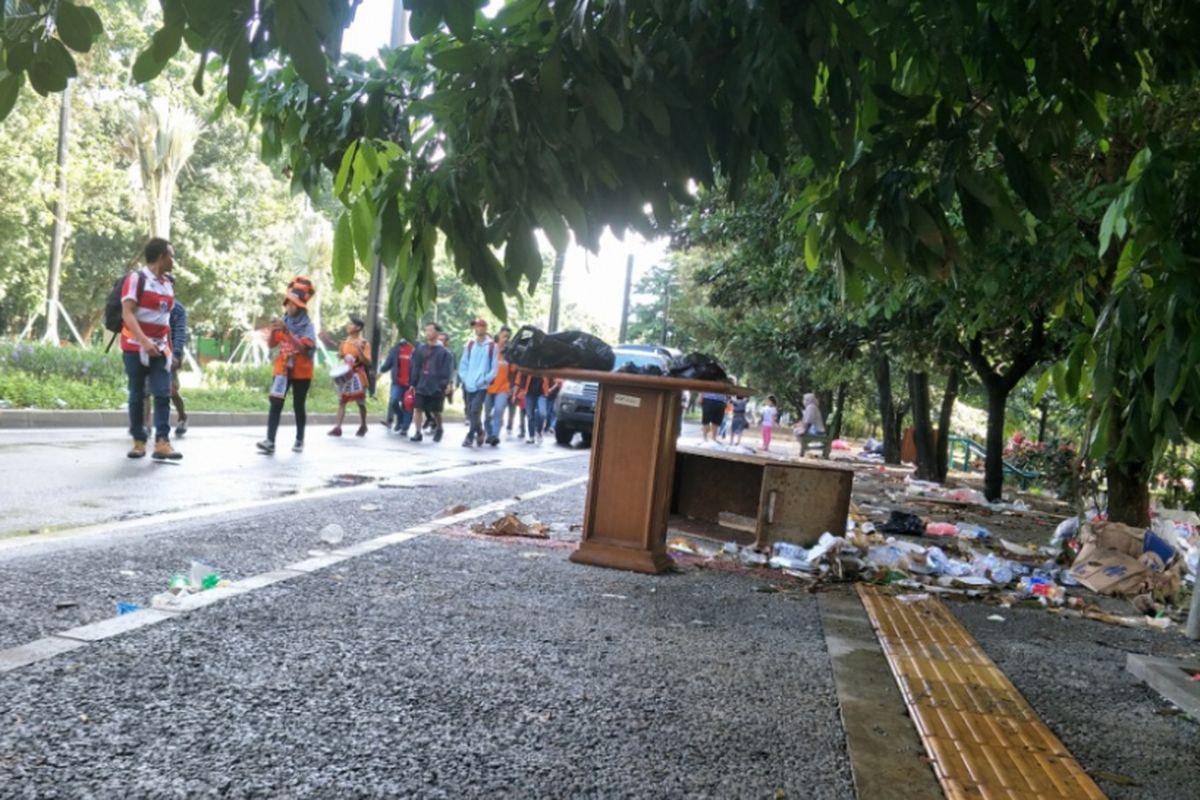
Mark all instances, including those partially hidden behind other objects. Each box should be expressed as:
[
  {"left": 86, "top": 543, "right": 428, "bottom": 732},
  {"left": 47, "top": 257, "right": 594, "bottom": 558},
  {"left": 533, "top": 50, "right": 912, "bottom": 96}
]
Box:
[{"left": 798, "top": 432, "right": 832, "bottom": 459}]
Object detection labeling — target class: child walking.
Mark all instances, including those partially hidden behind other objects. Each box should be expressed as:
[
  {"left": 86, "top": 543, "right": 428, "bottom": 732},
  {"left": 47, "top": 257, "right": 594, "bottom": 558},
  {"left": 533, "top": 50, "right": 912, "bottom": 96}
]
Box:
[
  {"left": 330, "top": 315, "right": 371, "bottom": 437},
  {"left": 258, "top": 277, "right": 316, "bottom": 454},
  {"left": 760, "top": 395, "right": 778, "bottom": 451}
]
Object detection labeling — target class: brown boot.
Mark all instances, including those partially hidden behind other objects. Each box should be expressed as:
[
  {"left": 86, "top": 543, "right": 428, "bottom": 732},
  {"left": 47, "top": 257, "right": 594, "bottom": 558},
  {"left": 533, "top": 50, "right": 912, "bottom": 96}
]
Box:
[
  {"left": 127, "top": 440, "right": 147, "bottom": 459},
  {"left": 152, "top": 438, "right": 182, "bottom": 460}
]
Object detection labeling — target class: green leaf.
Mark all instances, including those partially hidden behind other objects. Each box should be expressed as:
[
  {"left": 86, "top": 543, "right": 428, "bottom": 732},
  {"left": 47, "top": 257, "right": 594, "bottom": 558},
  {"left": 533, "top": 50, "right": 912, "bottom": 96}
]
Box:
[
  {"left": 332, "top": 213, "right": 356, "bottom": 290},
  {"left": 225, "top": 28, "right": 251, "bottom": 107},
  {"left": 0, "top": 72, "right": 23, "bottom": 122},
  {"left": 55, "top": 1, "right": 96, "bottom": 52},
  {"left": 378, "top": 198, "right": 406, "bottom": 269},
  {"left": 132, "top": 47, "right": 169, "bottom": 83},
  {"left": 588, "top": 76, "right": 623, "bottom": 132},
  {"left": 443, "top": 0, "right": 475, "bottom": 41},
  {"left": 6, "top": 41, "right": 35, "bottom": 72},
  {"left": 275, "top": 0, "right": 328, "bottom": 94},
  {"left": 494, "top": 0, "right": 540, "bottom": 29},
  {"left": 1032, "top": 370, "right": 1053, "bottom": 405},
  {"left": 334, "top": 141, "right": 358, "bottom": 199},
  {"left": 151, "top": 23, "right": 184, "bottom": 64},
  {"left": 350, "top": 194, "right": 376, "bottom": 268},
  {"left": 29, "top": 58, "right": 68, "bottom": 96},
  {"left": 1098, "top": 198, "right": 1119, "bottom": 257},
  {"left": 803, "top": 223, "right": 820, "bottom": 270},
  {"left": 995, "top": 130, "right": 1052, "bottom": 220},
  {"left": 409, "top": 6, "right": 442, "bottom": 39},
  {"left": 532, "top": 200, "right": 568, "bottom": 252},
  {"left": 430, "top": 43, "right": 485, "bottom": 73},
  {"left": 45, "top": 38, "right": 78, "bottom": 79}
]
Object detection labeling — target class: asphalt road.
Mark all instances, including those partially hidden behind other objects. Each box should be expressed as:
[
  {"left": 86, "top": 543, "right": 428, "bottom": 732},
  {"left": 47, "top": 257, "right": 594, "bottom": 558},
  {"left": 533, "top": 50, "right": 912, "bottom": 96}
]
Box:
[{"left": 0, "top": 423, "right": 585, "bottom": 539}]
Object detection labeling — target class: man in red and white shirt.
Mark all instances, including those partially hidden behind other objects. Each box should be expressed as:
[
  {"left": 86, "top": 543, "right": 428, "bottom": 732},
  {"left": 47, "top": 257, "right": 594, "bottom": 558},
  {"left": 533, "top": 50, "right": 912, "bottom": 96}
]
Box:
[{"left": 121, "top": 238, "right": 182, "bottom": 461}]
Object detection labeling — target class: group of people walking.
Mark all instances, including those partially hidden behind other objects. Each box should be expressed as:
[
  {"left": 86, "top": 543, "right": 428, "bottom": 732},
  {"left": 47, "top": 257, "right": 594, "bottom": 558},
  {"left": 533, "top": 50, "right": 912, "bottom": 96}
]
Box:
[
  {"left": 115, "top": 240, "right": 563, "bottom": 461},
  {"left": 698, "top": 391, "right": 824, "bottom": 453}
]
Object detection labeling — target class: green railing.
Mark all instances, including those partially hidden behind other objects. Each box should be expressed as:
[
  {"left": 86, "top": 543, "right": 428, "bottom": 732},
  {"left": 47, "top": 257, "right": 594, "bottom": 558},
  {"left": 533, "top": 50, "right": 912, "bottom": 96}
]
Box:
[{"left": 947, "top": 435, "right": 1039, "bottom": 489}]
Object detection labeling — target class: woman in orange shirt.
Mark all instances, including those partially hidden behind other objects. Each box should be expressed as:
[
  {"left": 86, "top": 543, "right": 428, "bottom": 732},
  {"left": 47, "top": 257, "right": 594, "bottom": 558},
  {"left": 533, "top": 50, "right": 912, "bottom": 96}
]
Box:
[
  {"left": 330, "top": 315, "right": 372, "bottom": 437},
  {"left": 257, "top": 277, "right": 316, "bottom": 455},
  {"left": 484, "top": 326, "right": 514, "bottom": 446}
]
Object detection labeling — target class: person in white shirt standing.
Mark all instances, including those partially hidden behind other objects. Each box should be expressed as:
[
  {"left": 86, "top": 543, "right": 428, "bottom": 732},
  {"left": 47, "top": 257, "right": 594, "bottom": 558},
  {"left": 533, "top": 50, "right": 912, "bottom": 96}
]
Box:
[{"left": 120, "top": 238, "right": 182, "bottom": 461}]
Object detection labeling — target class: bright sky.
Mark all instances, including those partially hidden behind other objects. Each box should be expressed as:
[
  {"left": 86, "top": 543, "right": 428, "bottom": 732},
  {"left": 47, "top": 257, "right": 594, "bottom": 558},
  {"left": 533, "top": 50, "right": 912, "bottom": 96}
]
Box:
[{"left": 341, "top": 0, "right": 670, "bottom": 338}]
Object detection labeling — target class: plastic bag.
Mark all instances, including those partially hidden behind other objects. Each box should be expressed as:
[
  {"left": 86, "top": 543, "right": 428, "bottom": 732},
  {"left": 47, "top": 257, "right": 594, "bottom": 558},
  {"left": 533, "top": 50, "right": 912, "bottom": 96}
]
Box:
[
  {"left": 667, "top": 352, "right": 729, "bottom": 382},
  {"left": 504, "top": 325, "right": 615, "bottom": 371},
  {"left": 880, "top": 510, "right": 925, "bottom": 536}
]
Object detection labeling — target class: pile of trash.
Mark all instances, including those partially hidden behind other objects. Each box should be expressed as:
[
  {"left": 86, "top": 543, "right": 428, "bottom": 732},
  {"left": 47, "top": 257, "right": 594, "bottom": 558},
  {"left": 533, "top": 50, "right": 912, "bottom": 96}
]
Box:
[
  {"left": 671, "top": 506, "right": 1198, "bottom": 630},
  {"left": 902, "top": 477, "right": 1031, "bottom": 513},
  {"left": 150, "top": 560, "right": 228, "bottom": 609}
]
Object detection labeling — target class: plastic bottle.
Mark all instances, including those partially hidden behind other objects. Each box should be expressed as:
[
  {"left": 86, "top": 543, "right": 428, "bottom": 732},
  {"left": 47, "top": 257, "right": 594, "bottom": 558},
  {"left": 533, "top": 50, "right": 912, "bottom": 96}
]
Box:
[
  {"left": 319, "top": 523, "right": 345, "bottom": 545},
  {"left": 189, "top": 560, "right": 218, "bottom": 591},
  {"left": 926, "top": 546, "right": 972, "bottom": 577},
  {"left": 955, "top": 523, "right": 991, "bottom": 540},
  {"left": 973, "top": 554, "right": 1016, "bottom": 585}
]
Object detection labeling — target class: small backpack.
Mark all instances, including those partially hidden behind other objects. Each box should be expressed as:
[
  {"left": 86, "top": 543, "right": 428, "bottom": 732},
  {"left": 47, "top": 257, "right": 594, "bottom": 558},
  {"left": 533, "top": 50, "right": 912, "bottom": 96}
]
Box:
[{"left": 104, "top": 271, "right": 145, "bottom": 334}]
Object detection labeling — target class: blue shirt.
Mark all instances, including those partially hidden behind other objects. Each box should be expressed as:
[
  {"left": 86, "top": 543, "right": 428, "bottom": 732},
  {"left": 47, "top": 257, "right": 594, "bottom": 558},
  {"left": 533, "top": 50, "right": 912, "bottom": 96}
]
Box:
[{"left": 458, "top": 337, "right": 499, "bottom": 393}]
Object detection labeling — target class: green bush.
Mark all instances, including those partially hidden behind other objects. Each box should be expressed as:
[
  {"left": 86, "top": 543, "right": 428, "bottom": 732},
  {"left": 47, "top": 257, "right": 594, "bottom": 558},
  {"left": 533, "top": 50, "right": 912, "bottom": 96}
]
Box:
[{"left": 1, "top": 340, "right": 125, "bottom": 385}]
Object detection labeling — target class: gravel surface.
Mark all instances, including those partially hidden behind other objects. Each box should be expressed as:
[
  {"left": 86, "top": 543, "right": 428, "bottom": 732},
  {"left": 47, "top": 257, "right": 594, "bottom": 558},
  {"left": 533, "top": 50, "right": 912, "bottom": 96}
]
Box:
[
  {"left": 950, "top": 600, "right": 1200, "bottom": 799},
  {"left": 0, "top": 459, "right": 587, "bottom": 650},
  {"left": 1, "top": 513, "right": 855, "bottom": 798}
]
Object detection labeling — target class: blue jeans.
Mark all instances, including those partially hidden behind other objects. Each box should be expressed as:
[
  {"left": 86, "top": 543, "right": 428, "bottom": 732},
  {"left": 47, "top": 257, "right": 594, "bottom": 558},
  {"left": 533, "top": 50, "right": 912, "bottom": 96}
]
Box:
[
  {"left": 387, "top": 384, "right": 412, "bottom": 432},
  {"left": 487, "top": 392, "right": 508, "bottom": 440},
  {"left": 124, "top": 351, "right": 171, "bottom": 441},
  {"left": 526, "top": 395, "right": 545, "bottom": 438}
]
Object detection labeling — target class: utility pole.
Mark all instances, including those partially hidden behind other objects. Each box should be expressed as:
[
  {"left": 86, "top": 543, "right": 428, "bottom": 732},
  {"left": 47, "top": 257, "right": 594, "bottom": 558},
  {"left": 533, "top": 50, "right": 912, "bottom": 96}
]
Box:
[
  {"left": 661, "top": 274, "right": 671, "bottom": 346},
  {"left": 43, "top": 85, "right": 71, "bottom": 345},
  {"left": 618, "top": 254, "right": 633, "bottom": 343},
  {"left": 364, "top": 0, "right": 406, "bottom": 390},
  {"left": 547, "top": 251, "right": 565, "bottom": 332}
]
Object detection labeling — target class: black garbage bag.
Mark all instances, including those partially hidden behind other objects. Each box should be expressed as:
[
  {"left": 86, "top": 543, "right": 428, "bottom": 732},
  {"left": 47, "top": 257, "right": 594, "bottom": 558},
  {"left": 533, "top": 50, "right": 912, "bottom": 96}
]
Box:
[
  {"left": 667, "top": 352, "right": 729, "bottom": 382},
  {"left": 879, "top": 510, "right": 925, "bottom": 536},
  {"left": 504, "top": 325, "right": 615, "bottom": 371}
]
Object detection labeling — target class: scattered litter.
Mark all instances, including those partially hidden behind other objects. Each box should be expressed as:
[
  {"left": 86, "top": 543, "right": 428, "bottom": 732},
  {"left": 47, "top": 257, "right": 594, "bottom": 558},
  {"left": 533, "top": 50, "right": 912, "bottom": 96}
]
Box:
[
  {"left": 472, "top": 513, "right": 549, "bottom": 539},
  {"left": 439, "top": 503, "right": 470, "bottom": 516},
  {"left": 54, "top": 601, "right": 78, "bottom": 611},
  {"left": 987, "top": 615, "right": 1006, "bottom": 622},
  {"left": 520, "top": 551, "right": 547, "bottom": 559},
  {"left": 118, "top": 570, "right": 137, "bottom": 578},
  {"left": 359, "top": 503, "right": 382, "bottom": 512},
  {"left": 924, "top": 522, "right": 958, "bottom": 537},
  {"left": 318, "top": 524, "right": 345, "bottom": 546},
  {"left": 600, "top": 593, "right": 628, "bottom": 600},
  {"left": 881, "top": 510, "right": 925, "bottom": 536},
  {"left": 897, "top": 593, "right": 930, "bottom": 603},
  {"left": 115, "top": 602, "right": 141, "bottom": 615},
  {"left": 150, "top": 564, "right": 227, "bottom": 609}
]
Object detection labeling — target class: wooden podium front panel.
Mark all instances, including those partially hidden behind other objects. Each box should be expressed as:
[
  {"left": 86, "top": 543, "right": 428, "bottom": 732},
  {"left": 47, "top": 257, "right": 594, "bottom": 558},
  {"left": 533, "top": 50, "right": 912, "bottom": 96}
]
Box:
[{"left": 574, "top": 383, "right": 678, "bottom": 573}]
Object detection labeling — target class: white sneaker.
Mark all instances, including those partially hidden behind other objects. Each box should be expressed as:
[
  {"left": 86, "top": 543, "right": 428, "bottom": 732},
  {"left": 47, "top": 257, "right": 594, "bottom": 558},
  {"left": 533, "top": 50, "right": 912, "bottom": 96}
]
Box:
[
  {"left": 292, "top": 441, "right": 304, "bottom": 453},
  {"left": 526, "top": 436, "right": 535, "bottom": 444}
]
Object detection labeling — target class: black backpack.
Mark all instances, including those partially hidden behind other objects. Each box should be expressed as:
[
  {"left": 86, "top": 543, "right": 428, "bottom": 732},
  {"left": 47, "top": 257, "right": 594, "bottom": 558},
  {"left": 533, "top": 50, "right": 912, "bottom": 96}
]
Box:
[{"left": 103, "top": 271, "right": 145, "bottom": 334}]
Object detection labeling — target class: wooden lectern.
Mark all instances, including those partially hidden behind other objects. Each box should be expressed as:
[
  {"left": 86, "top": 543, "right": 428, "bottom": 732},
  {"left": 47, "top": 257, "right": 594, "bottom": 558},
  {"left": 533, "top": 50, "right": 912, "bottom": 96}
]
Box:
[{"left": 546, "top": 369, "right": 745, "bottom": 574}]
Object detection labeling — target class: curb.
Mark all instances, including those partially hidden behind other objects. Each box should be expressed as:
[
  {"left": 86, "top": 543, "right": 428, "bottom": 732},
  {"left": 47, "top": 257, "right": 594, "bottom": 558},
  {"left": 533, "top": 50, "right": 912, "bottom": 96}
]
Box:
[{"left": 0, "top": 409, "right": 465, "bottom": 429}]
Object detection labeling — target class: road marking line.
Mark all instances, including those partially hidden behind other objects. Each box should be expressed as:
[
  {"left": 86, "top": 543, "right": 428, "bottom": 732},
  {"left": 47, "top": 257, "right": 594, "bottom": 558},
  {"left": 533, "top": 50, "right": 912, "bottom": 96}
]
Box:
[
  {"left": 857, "top": 585, "right": 1107, "bottom": 800},
  {"left": 0, "top": 475, "right": 589, "bottom": 675}
]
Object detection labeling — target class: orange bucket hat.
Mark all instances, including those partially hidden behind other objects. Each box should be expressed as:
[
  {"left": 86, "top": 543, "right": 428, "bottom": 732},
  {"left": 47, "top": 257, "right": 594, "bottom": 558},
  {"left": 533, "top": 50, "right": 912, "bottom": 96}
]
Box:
[{"left": 284, "top": 276, "right": 315, "bottom": 309}]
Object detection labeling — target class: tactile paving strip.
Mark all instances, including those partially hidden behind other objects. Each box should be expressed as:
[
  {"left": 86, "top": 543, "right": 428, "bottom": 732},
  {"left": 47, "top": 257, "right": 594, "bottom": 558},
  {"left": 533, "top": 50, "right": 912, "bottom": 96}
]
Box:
[{"left": 857, "top": 585, "right": 1107, "bottom": 800}]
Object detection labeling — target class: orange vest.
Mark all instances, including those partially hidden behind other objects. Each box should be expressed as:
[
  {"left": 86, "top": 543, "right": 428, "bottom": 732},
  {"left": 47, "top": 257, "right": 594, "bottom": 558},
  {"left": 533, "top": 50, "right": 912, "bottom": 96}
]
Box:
[{"left": 270, "top": 328, "right": 315, "bottom": 380}]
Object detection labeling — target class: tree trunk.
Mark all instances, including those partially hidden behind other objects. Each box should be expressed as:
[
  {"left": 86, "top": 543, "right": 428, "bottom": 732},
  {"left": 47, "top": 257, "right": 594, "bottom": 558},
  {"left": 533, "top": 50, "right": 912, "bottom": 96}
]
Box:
[
  {"left": 1107, "top": 462, "right": 1151, "bottom": 527},
  {"left": 935, "top": 366, "right": 960, "bottom": 483},
  {"left": 983, "top": 382, "right": 1009, "bottom": 502},
  {"left": 875, "top": 350, "right": 901, "bottom": 464},
  {"left": 829, "top": 382, "right": 848, "bottom": 441},
  {"left": 1036, "top": 400, "right": 1048, "bottom": 443},
  {"left": 908, "top": 371, "right": 937, "bottom": 480}
]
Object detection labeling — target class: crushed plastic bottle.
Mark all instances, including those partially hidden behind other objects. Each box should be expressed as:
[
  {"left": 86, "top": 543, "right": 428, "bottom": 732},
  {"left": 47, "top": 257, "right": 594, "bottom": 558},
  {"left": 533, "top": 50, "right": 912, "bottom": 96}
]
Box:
[
  {"left": 866, "top": 545, "right": 907, "bottom": 570},
  {"left": 972, "top": 554, "right": 1022, "bottom": 585},
  {"left": 926, "top": 546, "right": 973, "bottom": 577},
  {"left": 319, "top": 523, "right": 345, "bottom": 546},
  {"left": 188, "top": 561, "right": 220, "bottom": 591},
  {"left": 1050, "top": 516, "right": 1080, "bottom": 548},
  {"left": 769, "top": 541, "right": 812, "bottom": 570},
  {"left": 956, "top": 523, "right": 992, "bottom": 541},
  {"left": 115, "top": 601, "right": 141, "bottom": 615}
]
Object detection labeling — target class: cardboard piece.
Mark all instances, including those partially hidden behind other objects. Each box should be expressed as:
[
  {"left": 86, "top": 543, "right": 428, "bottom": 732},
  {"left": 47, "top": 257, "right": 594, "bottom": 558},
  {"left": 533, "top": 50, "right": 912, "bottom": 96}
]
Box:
[{"left": 1069, "top": 551, "right": 1150, "bottom": 595}]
